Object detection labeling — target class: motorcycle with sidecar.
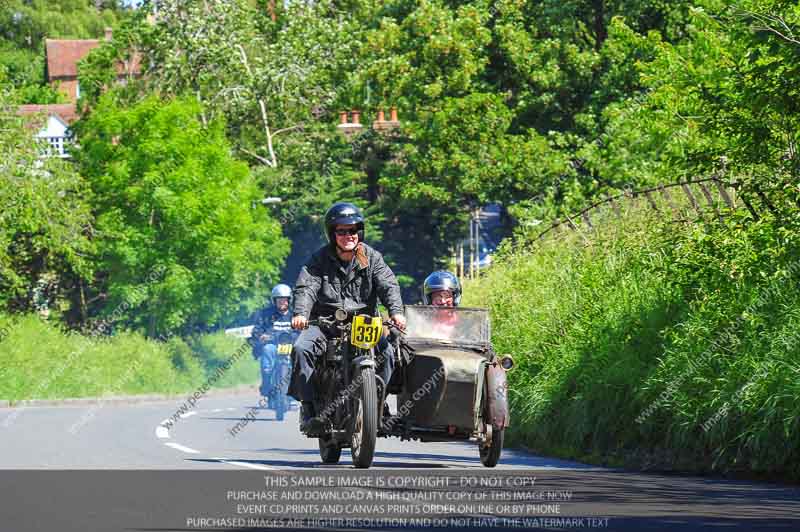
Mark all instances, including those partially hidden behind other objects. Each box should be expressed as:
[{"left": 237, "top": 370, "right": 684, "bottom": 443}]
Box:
[{"left": 298, "top": 304, "right": 512, "bottom": 468}]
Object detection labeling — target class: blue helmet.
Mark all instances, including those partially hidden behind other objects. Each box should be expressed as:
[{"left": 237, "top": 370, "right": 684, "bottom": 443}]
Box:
[{"left": 422, "top": 271, "right": 461, "bottom": 306}]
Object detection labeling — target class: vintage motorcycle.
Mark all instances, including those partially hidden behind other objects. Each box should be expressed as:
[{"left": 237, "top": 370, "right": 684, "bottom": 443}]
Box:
[
  {"left": 304, "top": 304, "right": 512, "bottom": 469},
  {"left": 302, "top": 305, "right": 391, "bottom": 469},
  {"left": 267, "top": 330, "right": 296, "bottom": 421},
  {"left": 257, "top": 329, "right": 297, "bottom": 421}
]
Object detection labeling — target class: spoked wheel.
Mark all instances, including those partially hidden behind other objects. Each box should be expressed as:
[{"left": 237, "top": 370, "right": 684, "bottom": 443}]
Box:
[
  {"left": 479, "top": 425, "right": 504, "bottom": 467},
  {"left": 350, "top": 366, "right": 378, "bottom": 469},
  {"left": 319, "top": 434, "right": 342, "bottom": 464}
]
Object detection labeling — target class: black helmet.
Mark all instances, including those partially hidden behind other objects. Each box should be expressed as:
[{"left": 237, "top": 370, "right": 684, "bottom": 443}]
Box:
[
  {"left": 422, "top": 270, "right": 462, "bottom": 306},
  {"left": 324, "top": 202, "right": 365, "bottom": 245}
]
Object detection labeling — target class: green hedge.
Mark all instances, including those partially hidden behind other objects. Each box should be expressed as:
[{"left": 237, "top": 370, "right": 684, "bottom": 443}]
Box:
[
  {"left": 0, "top": 314, "right": 259, "bottom": 401},
  {"left": 466, "top": 207, "right": 800, "bottom": 481}
]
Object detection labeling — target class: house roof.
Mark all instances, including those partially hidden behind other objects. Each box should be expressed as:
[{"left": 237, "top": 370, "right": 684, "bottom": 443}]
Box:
[
  {"left": 18, "top": 104, "right": 80, "bottom": 126},
  {"left": 46, "top": 39, "right": 101, "bottom": 79},
  {"left": 45, "top": 38, "right": 143, "bottom": 80}
]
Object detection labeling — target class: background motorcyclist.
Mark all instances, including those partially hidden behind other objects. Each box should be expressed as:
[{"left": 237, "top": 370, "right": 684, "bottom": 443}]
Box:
[
  {"left": 250, "top": 283, "right": 294, "bottom": 401},
  {"left": 289, "top": 202, "right": 406, "bottom": 431}
]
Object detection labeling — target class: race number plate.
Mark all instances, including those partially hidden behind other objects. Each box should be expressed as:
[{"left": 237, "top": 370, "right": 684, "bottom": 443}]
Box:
[
  {"left": 277, "top": 344, "right": 292, "bottom": 355},
  {"left": 350, "top": 315, "right": 382, "bottom": 349}
]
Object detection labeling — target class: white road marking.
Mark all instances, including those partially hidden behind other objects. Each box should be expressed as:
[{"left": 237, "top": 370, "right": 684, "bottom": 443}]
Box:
[
  {"left": 179, "top": 411, "right": 197, "bottom": 419},
  {"left": 220, "top": 459, "right": 276, "bottom": 471},
  {"left": 155, "top": 425, "right": 170, "bottom": 439},
  {"left": 165, "top": 442, "right": 200, "bottom": 454}
]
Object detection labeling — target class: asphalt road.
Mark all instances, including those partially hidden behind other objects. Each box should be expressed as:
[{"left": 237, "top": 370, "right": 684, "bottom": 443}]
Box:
[{"left": 1, "top": 392, "right": 798, "bottom": 531}]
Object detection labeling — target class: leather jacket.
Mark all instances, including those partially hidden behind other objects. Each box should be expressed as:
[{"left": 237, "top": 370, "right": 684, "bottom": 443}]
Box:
[{"left": 292, "top": 243, "right": 403, "bottom": 320}]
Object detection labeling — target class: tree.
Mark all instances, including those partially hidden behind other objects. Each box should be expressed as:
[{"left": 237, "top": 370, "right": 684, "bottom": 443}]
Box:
[
  {"left": 581, "top": 0, "right": 800, "bottom": 186},
  {"left": 86, "top": 0, "right": 361, "bottom": 169},
  {"left": 0, "top": 0, "right": 123, "bottom": 51},
  {"left": 0, "top": 0, "right": 126, "bottom": 99},
  {"left": 76, "top": 94, "right": 290, "bottom": 336},
  {"left": 0, "top": 71, "right": 95, "bottom": 317},
  {"left": 81, "top": 0, "right": 378, "bottom": 282}
]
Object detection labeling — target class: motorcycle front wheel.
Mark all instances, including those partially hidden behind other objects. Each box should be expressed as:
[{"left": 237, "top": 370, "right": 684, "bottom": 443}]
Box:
[
  {"left": 350, "top": 366, "right": 378, "bottom": 469},
  {"left": 319, "top": 434, "right": 342, "bottom": 464}
]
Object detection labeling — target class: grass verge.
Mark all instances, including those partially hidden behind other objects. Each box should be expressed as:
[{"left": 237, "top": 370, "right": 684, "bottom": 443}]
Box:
[
  {"left": 0, "top": 314, "right": 259, "bottom": 401},
  {"left": 465, "top": 205, "right": 800, "bottom": 481}
]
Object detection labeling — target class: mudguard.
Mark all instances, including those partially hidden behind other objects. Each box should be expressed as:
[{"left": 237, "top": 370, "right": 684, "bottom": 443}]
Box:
[
  {"left": 486, "top": 362, "right": 510, "bottom": 430},
  {"left": 351, "top": 355, "right": 376, "bottom": 369}
]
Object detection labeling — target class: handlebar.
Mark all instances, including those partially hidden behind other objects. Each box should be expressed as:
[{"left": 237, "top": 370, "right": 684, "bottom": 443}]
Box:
[
  {"left": 382, "top": 318, "right": 406, "bottom": 336},
  {"left": 300, "top": 315, "right": 405, "bottom": 334}
]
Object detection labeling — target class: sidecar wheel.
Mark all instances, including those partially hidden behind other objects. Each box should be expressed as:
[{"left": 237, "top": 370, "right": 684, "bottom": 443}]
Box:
[
  {"left": 479, "top": 426, "right": 504, "bottom": 467},
  {"left": 319, "top": 435, "right": 342, "bottom": 464},
  {"left": 350, "top": 366, "right": 378, "bottom": 469}
]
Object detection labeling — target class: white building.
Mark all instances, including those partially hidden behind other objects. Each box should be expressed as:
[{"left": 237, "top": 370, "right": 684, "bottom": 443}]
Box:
[{"left": 17, "top": 104, "right": 78, "bottom": 158}]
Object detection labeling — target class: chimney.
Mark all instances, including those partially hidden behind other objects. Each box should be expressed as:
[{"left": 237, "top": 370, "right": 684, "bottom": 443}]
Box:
[
  {"left": 337, "top": 109, "right": 364, "bottom": 137},
  {"left": 375, "top": 106, "right": 400, "bottom": 133},
  {"left": 373, "top": 109, "right": 388, "bottom": 131},
  {"left": 104, "top": 27, "right": 113, "bottom": 41}
]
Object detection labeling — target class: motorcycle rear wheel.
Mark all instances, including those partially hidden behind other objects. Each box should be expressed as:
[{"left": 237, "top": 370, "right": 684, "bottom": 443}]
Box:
[{"left": 350, "top": 366, "right": 378, "bottom": 469}]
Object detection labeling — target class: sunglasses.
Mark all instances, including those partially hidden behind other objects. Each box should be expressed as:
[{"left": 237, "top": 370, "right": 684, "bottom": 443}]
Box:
[{"left": 334, "top": 228, "right": 359, "bottom": 236}]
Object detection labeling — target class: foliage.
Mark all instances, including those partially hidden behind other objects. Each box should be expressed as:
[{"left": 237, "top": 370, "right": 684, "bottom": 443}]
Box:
[
  {"left": 80, "top": 0, "right": 371, "bottom": 281},
  {"left": 580, "top": 0, "right": 800, "bottom": 187},
  {"left": 0, "top": 1, "right": 123, "bottom": 51},
  {"left": 84, "top": 0, "right": 361, "bottom": 167},
  {"left": 466, "top": 190, "right": 800, "bottom": 480},
  {"left": 75, "top": 0, "right": 705, "bottom": 285},
  {"left": 0, "top": 313, "right": 259, "bottom": 401},
  {"left": 0, "top": 0, "right": 125, "bottom": 99},
  {"left": 0, "top": 73, "right": 94, "bottom": 316},
  {"left": 360, "top": 0, "right": 492, "bottom": 107},
  {"left": 0, "top": 44, "right": 65, "bottom": 103},
  {"left": 186, "top": 331, "right": 259, "bottom": 389},
  {"left": 76, "top": 95, "right": 290, "bottom": 337}
]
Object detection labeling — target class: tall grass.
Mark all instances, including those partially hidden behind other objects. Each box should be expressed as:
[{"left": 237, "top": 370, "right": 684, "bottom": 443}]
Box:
[
  {"left": 0, "top": 314, "right": 259, "bottom": 401},
  {"left": 466, "top": 206, "right": 800, "bottom": 481}
]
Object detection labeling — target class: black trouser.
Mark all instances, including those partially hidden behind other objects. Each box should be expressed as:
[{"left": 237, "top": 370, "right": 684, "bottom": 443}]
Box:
[{"left": 288, "top": 325, "right": 395, "bottom": 403}]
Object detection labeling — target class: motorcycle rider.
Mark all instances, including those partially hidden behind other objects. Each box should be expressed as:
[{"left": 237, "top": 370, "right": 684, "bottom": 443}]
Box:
[
  {"left": 251, "top": 284, "right": 294, "bottom": 401},
  {"left": 289, "top": 202, "right": 406, "bottom": 431}
]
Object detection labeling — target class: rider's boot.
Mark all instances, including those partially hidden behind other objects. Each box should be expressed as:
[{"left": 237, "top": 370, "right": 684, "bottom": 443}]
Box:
[
  {"left": 379, "top": 402, "right": 393, "bottom": 435},
  {"left": 300, "top": 402, "right": 323, "bottom": 433}
]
